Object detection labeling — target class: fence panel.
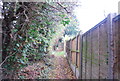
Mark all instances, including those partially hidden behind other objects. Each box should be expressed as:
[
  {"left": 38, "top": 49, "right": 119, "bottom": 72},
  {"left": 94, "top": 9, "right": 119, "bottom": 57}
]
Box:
[
  {"left": 99, "top": 20, "right": 109, "bottom": 79},
  {"left": 113, "top": 15, "right": 120, "bottom": 80},
  {"left": 86, "top": 32, "right": 92, "bottom": 79},
  {"left": 80, "top": 14, "right": 116, "bottom": 79},
  {"left": 71, "top": 38, "right": 77, "bottom": 65},
  {"left": 91, "top": 27, "right": 99, "bottom": 79}
]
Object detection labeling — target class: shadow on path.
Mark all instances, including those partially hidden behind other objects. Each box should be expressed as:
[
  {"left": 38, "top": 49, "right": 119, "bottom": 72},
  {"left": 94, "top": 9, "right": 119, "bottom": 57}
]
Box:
[{"left": 16, "top": 51, "right": 76, "bottom": 79}]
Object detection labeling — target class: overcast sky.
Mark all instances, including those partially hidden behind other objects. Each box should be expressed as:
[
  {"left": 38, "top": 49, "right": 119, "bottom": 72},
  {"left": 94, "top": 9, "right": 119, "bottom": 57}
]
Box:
[{"left": 74, "top": 0, "right": 120, "bottom": 33}]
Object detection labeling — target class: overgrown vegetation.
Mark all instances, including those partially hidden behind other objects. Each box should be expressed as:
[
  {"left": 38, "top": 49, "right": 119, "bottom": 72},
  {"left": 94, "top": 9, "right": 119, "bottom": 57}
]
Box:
[{"left": 1, "top": 2, "right": 80, "bottom": 77}]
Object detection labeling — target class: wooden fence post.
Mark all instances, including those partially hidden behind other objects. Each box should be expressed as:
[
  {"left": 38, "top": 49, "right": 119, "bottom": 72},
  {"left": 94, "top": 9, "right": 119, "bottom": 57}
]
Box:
[
  {"left": 85, "top": 35, "right": 87, "bottom": 79},
  {"left": 79, "top": 35, "right": 83, "bottom": 79},
  {"left": 112, "top": 14, "right": 120, "bottom": 80},
  {"left": 75, "top": 35, "right": 79, "bottom": 78},
  {"left": 0, "top": 18, "right": 2, "bottom": 80},
  {"left": 90, "top": 31, "right": 92, "bottom": 79},
  {"left": 75, "top": 36, "right": 78, "bottom": 67},
  {"left": 98, "top": 25, "right": 100, "bottom": 79}
]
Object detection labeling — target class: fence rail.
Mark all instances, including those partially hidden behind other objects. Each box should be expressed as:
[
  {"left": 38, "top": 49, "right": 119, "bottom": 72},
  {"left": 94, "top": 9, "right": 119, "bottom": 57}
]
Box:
[{"left": 66, "top": 13, "right": 120, "bottom": 80}]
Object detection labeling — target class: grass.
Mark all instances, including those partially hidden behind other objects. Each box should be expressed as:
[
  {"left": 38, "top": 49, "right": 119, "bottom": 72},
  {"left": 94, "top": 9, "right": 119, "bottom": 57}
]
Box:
[{"left": 52, "top": 51, "right": 65, "bottom": 56}]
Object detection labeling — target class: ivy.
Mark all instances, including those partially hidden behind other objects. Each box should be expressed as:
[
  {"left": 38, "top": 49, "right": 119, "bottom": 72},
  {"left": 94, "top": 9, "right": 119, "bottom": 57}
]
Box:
[
  {"left": 61, "top": 18, "right": 70, "bottom": 26},
  {"left": 2, "top": 2, "right": 79, "bottom": 75}
]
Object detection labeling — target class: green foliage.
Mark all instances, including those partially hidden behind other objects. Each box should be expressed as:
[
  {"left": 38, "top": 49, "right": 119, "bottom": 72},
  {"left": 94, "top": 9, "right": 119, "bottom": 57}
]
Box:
[
  {"left": 64, "top": 17, "right": 80, "bottom": 36},
  {"left": 2, "top": 2, "right": 79, "bottom": 74},
  {"left": 64, "top": 26, "right": 79, "bottom": 36},
  {"left": 61, "top": 18, "right": 70, "bottom": 26}
]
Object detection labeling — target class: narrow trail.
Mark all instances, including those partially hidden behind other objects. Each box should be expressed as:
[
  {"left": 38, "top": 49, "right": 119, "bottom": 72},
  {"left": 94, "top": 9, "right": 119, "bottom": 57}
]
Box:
[
  {"left": 49, "top": 56, "right": 76, "bottom": 79},
  {"left": 16, "top": 53, "right": 76, "bottom": 79}
]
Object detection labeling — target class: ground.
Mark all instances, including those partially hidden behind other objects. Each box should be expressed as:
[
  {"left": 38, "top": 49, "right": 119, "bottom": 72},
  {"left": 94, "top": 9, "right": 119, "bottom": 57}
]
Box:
[{"left": 17, "top": 51, "right": 76, "bottom": 79}]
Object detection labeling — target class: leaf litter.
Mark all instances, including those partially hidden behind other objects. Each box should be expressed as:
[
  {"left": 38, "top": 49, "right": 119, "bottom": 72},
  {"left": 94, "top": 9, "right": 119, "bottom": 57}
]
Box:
[{"left": 17, "top": 54, "right": 76, "bottom": 79}]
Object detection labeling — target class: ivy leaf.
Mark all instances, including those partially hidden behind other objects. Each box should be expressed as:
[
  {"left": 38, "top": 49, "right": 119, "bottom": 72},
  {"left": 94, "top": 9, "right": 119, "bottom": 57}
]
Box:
[
  {"left": 12, "top": 29, "right": 18, "bottom": 33},
  {"left": 16, "top": 44, "right": 20, "bottom": 47},
  {"left": 61, "top": 18, "right": 70, "bottom": 26},
  {"left": 18, "top": 35, "right": 22, "bottom": 39}
]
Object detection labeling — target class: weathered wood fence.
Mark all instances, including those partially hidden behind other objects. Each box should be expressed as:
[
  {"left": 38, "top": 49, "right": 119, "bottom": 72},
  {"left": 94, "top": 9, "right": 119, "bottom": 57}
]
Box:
[
  {"left": 66, "top": 13, "right": 120, "bottom": 80},
  {"left": 0, "top": 18, "right": 2, "bottom": 80}
]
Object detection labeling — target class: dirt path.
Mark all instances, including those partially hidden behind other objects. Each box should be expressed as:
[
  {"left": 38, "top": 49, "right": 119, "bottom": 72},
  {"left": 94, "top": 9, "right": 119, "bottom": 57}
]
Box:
[
  {"left": 16, "top": 55, "right": 76, "bottom": 79},
  {"left": 48, "top": 56, "right": 76, "bottom": 79}
]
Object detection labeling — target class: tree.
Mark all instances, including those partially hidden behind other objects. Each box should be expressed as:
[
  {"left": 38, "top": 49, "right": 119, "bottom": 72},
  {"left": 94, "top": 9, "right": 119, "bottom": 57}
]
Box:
[
  {"left": 64, "top": 26, "right": 79, "bottom": 36},
  {"left": 1, "top": 2, "right": 80, "bottom": 77},
  {"left": 64, "top": 16, "right": 80, "bottom": 37}
]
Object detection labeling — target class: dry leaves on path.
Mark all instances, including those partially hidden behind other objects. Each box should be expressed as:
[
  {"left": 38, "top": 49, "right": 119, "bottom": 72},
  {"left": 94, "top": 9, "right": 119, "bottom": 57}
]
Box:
[
  {"left": 17, "top": 54, "right": 76, "bottom": 79},
  {"left": 48, "top": 56, "right": 76, "bottom": 79}
]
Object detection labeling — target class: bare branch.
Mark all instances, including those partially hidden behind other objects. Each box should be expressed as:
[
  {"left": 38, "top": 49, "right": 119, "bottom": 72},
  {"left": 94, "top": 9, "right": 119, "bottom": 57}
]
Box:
[
  {"left": 46, "top": 3, "right": 65, "bottom": 13},
  {"left": 0, "top": 52, "right": 17, "bottom": 67},
  {"left": 24, "top": 10, "right": 29, "bottom": 22},
  {"left": 57, "top": 2, "right": 70, "bottom": 13}
]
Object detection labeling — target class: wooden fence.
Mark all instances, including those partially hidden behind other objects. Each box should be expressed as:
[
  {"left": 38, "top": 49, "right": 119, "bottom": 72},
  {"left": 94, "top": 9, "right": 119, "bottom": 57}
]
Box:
[
  {"left": 66, "top": 13, "right": 120, "bottom": 80},
  {"left": 112, "top": 15, "right": 120, "bottom": 80},
  {"left": 0, "top": 18, "right": 2, "bottom": 80}
]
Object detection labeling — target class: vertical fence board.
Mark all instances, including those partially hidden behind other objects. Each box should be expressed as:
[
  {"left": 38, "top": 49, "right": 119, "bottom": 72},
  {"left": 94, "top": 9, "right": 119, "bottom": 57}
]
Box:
[
  {"left": 71, "top": 38, "right": 76, "bottom": 65},
  {"left": 92, "top": 27, "right": 99, "bottom": 79},
  {"left": 79, "top": 35, "right": 83, "bottom": 79},
  {"left": 90, "top": 31, "right": 93, "bottom": 79},
  {"left": 99, "top": 21, "right": 109, "bottom": 79},
  {"left": 86, "top": 32, "right": 91, "bottom": 79},
  {"left": 82, "top": 35, "right": 87, "bottom": 79}
]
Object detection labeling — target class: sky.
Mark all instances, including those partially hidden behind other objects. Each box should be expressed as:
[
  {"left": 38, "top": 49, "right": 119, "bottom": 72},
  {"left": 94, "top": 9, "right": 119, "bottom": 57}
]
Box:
[{"left": 74, "top": 0, "right": 120, "bottom": 33}]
